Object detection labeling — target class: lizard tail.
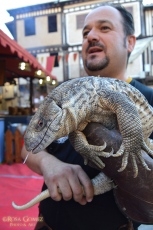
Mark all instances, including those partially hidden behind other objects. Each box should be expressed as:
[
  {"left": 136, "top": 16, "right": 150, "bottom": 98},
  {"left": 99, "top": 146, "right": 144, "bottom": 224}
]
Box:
[
  {"left": 12, "top": 189, "right": 50, "bottom": 210},
  {"left": 12, "top": 172, "right": 114, "bottom": 210}
]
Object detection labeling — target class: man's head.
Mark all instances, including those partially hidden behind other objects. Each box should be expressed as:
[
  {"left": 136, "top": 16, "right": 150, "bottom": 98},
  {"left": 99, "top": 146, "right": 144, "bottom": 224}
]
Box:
[{"left": 82, "top": 5, "right": 136, "bottom": 79}]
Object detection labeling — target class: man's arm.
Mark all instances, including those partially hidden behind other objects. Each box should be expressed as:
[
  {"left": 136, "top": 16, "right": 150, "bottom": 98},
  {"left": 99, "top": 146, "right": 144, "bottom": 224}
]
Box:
[{"left": 21, "top": 145, "right": 94, "bottom": 205}]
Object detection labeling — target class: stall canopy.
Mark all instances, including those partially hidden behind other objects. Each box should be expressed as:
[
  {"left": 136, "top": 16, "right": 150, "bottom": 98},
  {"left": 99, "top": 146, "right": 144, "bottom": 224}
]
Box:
[
  {"left": 0, "top": 29, "right": 56, "bottom": 80},
  {"left": 129, "top": 36, "right": 153, "bottom": 63}
]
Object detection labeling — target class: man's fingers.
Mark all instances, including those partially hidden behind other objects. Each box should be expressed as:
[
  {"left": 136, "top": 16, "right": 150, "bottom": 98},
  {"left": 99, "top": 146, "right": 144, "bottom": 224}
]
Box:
[
  {"left": 66, "top": 165, "right": 94, "bottom": 204},
  {"left": 77, "top": 169, "right": 94, "bottom": 202},
  {"left": 48, "top": 184, "right": 62, "bottom": 201},
  {"left": 42, "top": 158, "right": 94, "bottom": 205},
  {"left": 57, "top": 179, "right": 73, "bottom": 201},
  {"left": 56, "top": 165, "right": 94, "bottom": 205}
]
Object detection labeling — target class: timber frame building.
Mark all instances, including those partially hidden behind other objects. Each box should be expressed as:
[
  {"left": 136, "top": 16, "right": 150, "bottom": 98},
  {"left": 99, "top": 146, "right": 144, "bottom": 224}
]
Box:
[{"left": 6, "top": 0, "right": 153, "bottom": 84}]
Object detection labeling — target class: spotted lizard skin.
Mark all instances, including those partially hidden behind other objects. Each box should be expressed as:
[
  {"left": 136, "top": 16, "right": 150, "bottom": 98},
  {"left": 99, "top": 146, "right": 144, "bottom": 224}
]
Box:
[{"left": 12, "top": 76, "right": 153, "bottom": 210}]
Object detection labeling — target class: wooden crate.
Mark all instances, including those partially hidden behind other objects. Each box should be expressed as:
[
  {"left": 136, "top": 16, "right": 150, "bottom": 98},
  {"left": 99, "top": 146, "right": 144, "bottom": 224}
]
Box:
[{"left": 5, "top": 128, "right": 23, "bottom": 164}]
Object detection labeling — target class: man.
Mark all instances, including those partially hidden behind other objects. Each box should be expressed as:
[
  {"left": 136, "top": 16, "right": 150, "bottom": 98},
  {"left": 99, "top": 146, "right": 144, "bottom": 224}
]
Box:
[{"left": 21, "top": 4, "right": 153, "bottom": 230}]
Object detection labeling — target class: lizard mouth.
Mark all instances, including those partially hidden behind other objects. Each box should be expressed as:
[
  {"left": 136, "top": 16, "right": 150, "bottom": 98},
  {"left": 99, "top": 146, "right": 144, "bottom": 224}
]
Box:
[
  {"left": 31, "top": 130, "right": 48, "bottom": 153},
  {"left": 31, "top": 113, "right": 60, "bottom": 153}
]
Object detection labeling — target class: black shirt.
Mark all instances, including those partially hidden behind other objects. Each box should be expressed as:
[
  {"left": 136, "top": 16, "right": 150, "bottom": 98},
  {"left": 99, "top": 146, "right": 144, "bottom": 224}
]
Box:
[
  {"left": 130, "top": 79, "right": 153, "bottom": 139},
  {"left": 130, "top": 79, "right": 153, "bottom": 106}
]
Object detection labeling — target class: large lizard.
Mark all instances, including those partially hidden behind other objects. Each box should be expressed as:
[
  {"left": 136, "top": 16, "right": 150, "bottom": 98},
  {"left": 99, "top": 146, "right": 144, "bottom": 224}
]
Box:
[
  {"left": 24, "top": 76, "right": 153, "bottom": 175},
  {"left": 12, "top": 76, "right": 153, "bottom": 211}
]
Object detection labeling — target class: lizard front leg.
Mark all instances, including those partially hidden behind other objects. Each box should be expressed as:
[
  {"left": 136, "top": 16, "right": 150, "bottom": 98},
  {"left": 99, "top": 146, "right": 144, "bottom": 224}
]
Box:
[{"left": 69, "top": 130, "right": 113, "bottom": 169}]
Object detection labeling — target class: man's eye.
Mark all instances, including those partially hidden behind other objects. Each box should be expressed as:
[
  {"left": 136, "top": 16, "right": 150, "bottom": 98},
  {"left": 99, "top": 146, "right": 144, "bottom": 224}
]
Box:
[
  {"left": 101, "top": 26, "right": 110, "bottom": 31},
  {"left": 83, "top": 31, "right": 89, "bottom": 37}
]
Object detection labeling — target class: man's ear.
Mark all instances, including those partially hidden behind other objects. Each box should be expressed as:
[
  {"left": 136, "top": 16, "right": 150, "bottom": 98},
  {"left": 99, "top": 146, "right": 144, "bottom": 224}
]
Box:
[{"left": 127, "top": 35, "right": 136, "bottom": 53}]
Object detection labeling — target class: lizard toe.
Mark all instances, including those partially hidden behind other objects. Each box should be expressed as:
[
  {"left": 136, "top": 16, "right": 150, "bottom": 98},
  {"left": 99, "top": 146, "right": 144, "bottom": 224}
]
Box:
[
  {"left": 142, "top": 141, "right": 153, "bottom": 157},
  {"left": 113, "top": 143, "right": 124, "bottom": 157}
]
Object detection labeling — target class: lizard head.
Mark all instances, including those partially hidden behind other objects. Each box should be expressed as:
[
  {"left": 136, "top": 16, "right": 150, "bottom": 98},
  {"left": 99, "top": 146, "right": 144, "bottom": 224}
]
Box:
[{"left": 24, "top": 98, "right": 62, "bottom": 153}]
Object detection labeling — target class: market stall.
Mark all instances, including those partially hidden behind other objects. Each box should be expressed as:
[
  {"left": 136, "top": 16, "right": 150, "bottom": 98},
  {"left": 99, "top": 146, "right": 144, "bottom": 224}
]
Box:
[{"left": 0, "top": 29, "right": 57, "bottom": 163}]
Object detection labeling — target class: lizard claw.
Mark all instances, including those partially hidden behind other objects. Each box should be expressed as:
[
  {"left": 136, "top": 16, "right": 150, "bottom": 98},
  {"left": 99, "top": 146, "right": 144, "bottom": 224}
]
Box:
[
  {"left": 113, "top": 143, "right": 124, "bottom": 157},
  {"left": 117, "top": 148, "right": 151, "bottom": 178}
]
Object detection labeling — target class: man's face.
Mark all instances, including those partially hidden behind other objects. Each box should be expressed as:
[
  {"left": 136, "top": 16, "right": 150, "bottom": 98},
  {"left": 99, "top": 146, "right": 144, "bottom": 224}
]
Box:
[{"left": 82, "top": 6, "right": 129, "bottom": 78}]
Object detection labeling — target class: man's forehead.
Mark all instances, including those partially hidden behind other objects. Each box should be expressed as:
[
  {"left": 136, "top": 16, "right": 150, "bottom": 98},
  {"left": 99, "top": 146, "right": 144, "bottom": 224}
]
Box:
[{"left": 84, "top": 6, "right": 122, "bottom": 25}]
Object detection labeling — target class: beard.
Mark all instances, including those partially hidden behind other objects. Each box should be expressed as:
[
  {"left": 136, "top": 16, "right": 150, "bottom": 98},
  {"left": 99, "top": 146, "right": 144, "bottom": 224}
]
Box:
[{"left": 84, "top": 55, "right": 110, "bottom": 71}]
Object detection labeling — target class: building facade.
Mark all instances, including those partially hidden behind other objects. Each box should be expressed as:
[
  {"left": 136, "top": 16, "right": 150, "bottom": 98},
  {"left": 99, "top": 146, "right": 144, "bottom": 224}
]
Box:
[{"left": 6, "top": 0, "right": 153, "bottom": 84}]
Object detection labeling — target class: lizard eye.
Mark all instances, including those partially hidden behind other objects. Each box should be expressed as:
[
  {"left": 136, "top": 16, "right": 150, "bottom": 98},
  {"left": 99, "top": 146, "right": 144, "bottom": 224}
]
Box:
[{"left": 35, "top": 118, "right": 46, "bottom": 131}]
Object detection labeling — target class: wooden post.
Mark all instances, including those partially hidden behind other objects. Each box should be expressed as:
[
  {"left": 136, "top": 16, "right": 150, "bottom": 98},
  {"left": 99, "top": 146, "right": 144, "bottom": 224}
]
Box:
[
  {"left": 5, "top": 129, "right": 14, "bottom": 164},
  {"left": 0, "top": 60, "right": 5, "bottom": 86},
  {"left": 14, "top": 129, "right": 23, "bottom": 163},
  {"left": 29, "top": 77, "right": 33, "bottom": 115}
]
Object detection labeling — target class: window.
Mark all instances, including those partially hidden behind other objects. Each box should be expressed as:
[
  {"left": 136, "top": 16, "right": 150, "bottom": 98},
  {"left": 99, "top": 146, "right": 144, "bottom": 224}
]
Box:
[
  {"left": 151, "top": 51, "right": 153, "bottom": 65},
  {"left": 24, "top": 17, "right": 35, "bottom": 36},
  {"left": 48, "top": 15, "right": 57, "bottom": 33},
  {"left": 76, "top": 14, "right": 87, "bottom": 30},
  {"left": 51, "top": 52, "right": 59, "bottom": 67}
]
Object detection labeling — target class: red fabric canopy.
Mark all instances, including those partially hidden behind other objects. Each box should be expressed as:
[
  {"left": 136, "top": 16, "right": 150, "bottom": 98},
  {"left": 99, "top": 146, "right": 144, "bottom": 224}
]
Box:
[{"left": 0, "top": 29, "right": 56, "bottom": 79}]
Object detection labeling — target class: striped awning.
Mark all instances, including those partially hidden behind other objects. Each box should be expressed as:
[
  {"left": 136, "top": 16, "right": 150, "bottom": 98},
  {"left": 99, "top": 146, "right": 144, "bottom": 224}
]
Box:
[{"left": 129, "top": 36, "right": 153, "bottom": 63}]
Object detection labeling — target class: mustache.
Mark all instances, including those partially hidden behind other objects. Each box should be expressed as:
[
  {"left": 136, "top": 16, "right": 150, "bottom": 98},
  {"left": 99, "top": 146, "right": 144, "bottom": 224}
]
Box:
[{"left": 86, "top": 41, "right": 105, "bottom": 52}]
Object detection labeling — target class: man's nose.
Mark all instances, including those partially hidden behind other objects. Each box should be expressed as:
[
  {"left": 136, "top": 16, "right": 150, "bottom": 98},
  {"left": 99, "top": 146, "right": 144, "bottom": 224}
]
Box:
[{"left": 87, "top": 29, "right": 99, "bottom": 42}]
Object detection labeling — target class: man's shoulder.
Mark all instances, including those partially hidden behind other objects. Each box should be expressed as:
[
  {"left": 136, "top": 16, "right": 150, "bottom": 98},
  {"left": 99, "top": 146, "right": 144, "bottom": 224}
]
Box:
[
  {"left": 130, "top": 78, "right": 150, "bottom": 92},
  {"left": 130, "top": 79, "right": 153, "bottom": 105},
  {"left": 130, "top": 79, "right": 153, "bottom": 139}
]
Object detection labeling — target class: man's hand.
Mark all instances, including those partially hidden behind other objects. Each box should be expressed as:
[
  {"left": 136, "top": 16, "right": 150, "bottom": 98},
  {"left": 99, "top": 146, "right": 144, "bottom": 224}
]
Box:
[
  {"left": 40, "top": 153, "right": 94, "bottom": 205},
  {"left": 21, "top": 146, "right": 94, "bottom": 205}
]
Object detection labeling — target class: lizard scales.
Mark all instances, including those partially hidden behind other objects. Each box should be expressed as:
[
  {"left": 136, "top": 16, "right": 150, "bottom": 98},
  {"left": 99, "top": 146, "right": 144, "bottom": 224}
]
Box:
[
  {"left": 12, "top": 76, "right": 153, "bottom": 211},
  {"left": 24, "top": 76, "right": 153, "bottom": 176}
]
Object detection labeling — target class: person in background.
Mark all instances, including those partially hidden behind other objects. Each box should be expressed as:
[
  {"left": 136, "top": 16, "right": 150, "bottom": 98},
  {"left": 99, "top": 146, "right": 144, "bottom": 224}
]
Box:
[{"left": 21, "top": 4, "right": 153, "bottom": 230}]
